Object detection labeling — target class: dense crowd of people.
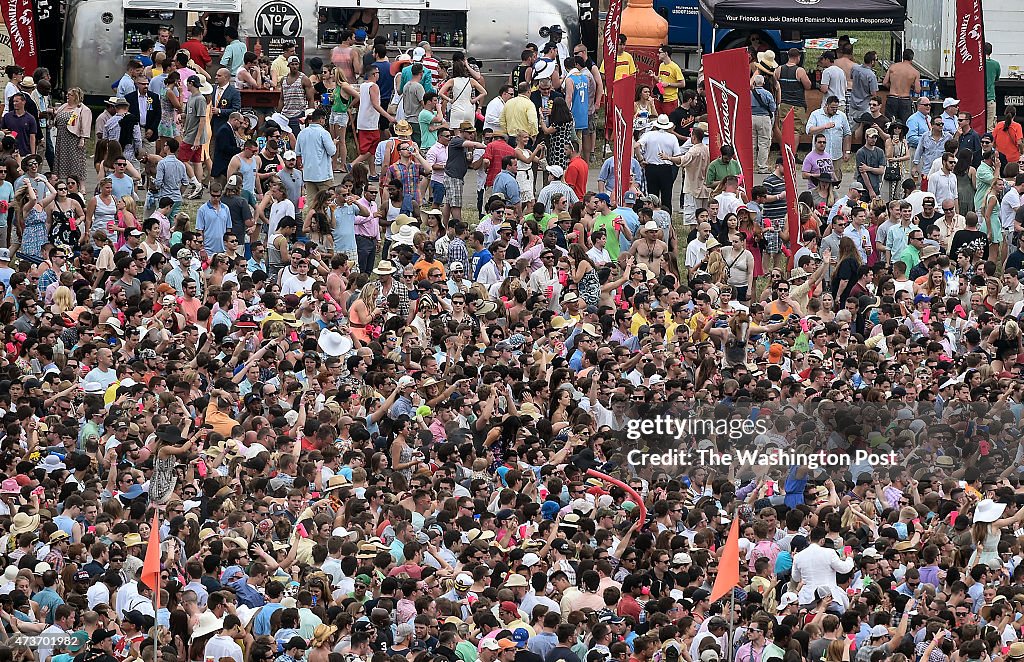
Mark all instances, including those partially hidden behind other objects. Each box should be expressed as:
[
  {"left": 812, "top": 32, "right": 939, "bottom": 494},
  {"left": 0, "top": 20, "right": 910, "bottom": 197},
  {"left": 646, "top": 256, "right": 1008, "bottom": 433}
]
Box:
[{"left": 0, "top": 18, "right": 1019, "bottom": 662}]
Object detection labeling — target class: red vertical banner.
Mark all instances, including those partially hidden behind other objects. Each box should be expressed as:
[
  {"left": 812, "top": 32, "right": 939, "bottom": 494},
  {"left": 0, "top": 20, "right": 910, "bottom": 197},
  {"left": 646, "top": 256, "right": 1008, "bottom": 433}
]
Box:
[
  {"left": 627, "top": 46, "right": 660, "bottom": 91},
  {"left": 612, "top": 75, "right": 637, "bottom": 206},
  {"left": 955, "top": 0, "right": 987, "bottom": 134},
  {"left": 782, "top": 109, "right": 800, "bottom": 260},
  {"left": 0, "top": 0, "right": 38, "bottom": 73},
  {"left": 602, "top": 0, "right": 625, "bottom": 139},
  {"left": 703, "top": 48, "right": 753, "bottom": 194}
]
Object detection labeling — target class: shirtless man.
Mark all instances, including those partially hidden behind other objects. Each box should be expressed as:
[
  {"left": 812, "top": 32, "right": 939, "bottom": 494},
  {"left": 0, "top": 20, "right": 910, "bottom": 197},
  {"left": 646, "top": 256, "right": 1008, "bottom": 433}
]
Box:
[
  {"left": 882, "top": 48, "right": 922, "bottom": 124},
  {"left": 625, "top": 219, "right": 669, "bottom": 275},
  {"left": 327, "top": 252, "right": 348, "bottom": 304},
  {"left": 835, "top": 44, "right": 857, "bottom": 110}
]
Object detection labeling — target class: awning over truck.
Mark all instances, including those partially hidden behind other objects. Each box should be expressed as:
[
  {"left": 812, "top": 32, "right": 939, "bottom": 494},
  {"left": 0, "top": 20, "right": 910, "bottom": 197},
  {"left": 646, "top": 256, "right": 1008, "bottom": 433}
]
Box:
[
  {"left": 122, "top": 0, "right": 241, "bottom": 12},
  {"left": 316, "top": 0, "right": 468, "bottom": 9},
  {"left": 698, "top": 0, "right": 906, "bottom": 31}
]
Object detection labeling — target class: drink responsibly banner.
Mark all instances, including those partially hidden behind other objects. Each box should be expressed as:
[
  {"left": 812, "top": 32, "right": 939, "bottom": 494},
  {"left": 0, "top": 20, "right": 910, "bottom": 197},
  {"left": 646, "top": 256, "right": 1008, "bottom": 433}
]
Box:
[{"left": 954, "top": 0, "right": 986, "bottom": 134}]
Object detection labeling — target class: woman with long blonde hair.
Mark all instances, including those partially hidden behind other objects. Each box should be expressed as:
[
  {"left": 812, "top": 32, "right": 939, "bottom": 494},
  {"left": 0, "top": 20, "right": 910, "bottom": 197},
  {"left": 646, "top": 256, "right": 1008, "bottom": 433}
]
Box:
[
  {"left": 114, "top": 195, "right": 139, "bottom": 250},
  {"left": 348, "top": 281, "right": 380, "bottom": 344},
  {"left": 50, "top": 284, "right": 74, "bottom": 314},
  {"left": 824, "top": 639, "right": 850, "bottom": 662}
]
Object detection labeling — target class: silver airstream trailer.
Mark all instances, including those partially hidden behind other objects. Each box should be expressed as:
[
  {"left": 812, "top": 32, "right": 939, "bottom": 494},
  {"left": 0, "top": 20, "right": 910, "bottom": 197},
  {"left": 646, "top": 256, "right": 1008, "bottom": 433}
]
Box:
[{"left": 63, "top": 0, "right": 582, "bottom": 100}]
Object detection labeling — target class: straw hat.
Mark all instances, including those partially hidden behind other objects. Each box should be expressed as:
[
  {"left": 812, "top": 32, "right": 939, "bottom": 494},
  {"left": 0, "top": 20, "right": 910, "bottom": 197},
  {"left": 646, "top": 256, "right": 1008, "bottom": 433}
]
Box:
[
  {"left": 11, "top": 512, "right": 39, "bottom": 536},
  {"left": 312, "top": 624, "right": 338, "bottom": 647},
  {"left": 373, "top": 260, "right": 397, "bottom": 276},
  {"left": 323, "top": 475, "right": 351, "bottom": 492},
  {"left": 389, "top": 214, "right": 418, "bottom": 236},
  {"left": 651, "top": 114, "right": 674, "bottom": 131},
  {"left": 756, "top": 51, "right": 778, "bottom": 73}
]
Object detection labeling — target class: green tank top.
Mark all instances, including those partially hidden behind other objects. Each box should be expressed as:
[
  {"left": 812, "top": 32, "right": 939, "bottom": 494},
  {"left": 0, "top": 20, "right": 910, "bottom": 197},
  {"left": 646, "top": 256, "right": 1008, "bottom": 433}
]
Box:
[{"left": 332, "top": 85, "right": 351, "bottom": 113}]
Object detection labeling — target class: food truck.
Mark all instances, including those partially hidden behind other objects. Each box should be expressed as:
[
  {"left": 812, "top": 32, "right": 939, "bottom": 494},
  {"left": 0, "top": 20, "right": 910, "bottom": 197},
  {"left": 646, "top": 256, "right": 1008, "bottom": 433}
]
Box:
[{"left": 63, "top": 0, "right": 586, "bottom": 100}]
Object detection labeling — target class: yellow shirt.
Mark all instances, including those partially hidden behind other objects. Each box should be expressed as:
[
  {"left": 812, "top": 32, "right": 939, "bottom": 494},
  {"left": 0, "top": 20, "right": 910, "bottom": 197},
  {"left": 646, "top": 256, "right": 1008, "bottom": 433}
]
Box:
[
  {"left": 271, "top": 55, "right": 290, "bottom": 86},
  {"left": 600, "top": 53, "right": 638, "bottom": 81},
  {"left": 500, "top": 95, "right": 540, "bottom": 138},
  {"left": 629, "top": 311, "right": 649, "bottom": 337},
  {"left": 659, "top": 61, "right": 685, "bottom": 102}
]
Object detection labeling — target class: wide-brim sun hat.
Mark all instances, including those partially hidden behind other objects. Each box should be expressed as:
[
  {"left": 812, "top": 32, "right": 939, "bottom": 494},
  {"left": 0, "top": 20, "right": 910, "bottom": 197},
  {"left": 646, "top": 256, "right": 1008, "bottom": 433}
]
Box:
[
  {"left": 318, "top": 328, "right": 353, "bottom": 357},
  {"left": 392, "top": 225, "right": 418, "bottom": 247},
  {"left": 974, "top": 499, "right": 1007, "bottom": 524},
  {"left": 190, "top": 613, "right": 224, "bottom": 641}
]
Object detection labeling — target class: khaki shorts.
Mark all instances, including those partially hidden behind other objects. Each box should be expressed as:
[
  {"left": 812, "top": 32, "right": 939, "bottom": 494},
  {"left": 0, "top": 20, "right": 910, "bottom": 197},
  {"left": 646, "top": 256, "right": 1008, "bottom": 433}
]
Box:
[{"left": 305, "top": 180, "right": 335, "bottom": 200}]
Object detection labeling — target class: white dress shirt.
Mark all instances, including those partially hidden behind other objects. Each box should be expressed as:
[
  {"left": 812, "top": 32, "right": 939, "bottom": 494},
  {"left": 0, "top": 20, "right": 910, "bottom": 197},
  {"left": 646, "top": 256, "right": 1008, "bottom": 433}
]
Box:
[
  {"left": 204, "top": 634, "right": 244, "bottom": 662},
  {"left": 791, "top": 542, "right": 855, "bottom": 605}
]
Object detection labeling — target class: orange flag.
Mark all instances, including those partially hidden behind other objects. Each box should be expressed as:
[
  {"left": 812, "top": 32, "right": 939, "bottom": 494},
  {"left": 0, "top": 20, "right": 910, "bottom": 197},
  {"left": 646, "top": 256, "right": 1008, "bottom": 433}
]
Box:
[
  {"left": 140, "top": 510, "right": 162, "bottom": 612},
  {"left": 709, "top": 514, "right": 741, "bottom": 603}
]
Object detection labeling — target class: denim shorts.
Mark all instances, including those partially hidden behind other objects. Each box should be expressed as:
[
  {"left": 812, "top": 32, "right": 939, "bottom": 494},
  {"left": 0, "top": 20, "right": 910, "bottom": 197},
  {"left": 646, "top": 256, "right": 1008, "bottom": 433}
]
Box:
[{"left": 430, "top": 181, "right": 445, "bottom": 206}]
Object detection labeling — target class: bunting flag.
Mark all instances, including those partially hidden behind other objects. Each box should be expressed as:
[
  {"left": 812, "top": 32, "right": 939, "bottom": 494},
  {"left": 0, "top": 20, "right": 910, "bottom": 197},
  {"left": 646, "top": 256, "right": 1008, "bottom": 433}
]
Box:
[
  {"left": 586, "top": 469, "right": 647, "bottom": 527},
  {"left": 954, "top": 0, "right": 987, "bottom": 134},
  {"left": 709, "top": 513, "right": 742, "bottom": 603},
  {"left": 703, "top": 48, "right": 754, "bottom": 194},
  {"left": 611, "top": 75, "right": 637, "bottom": 206},
  {"left": 140, "top": 510, "right": 162, "bottom": 612},
  {"left": 782, "top": 109, "right": 801, "bottom": 261}
]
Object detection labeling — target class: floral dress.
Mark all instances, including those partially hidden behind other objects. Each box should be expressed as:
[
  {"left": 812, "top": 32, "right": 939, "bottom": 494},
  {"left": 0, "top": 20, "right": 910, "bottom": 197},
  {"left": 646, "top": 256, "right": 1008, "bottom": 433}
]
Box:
[
  {"left": 54, "top": 108, "right": 86, "bottom": 181},
  {"left": 159, "top": 87, "right": 178, "bottom": 138},
  {"left": 49, "top": 203, "right": 81, "bottom": 248},
  {"left": 889, "top": 138, "right": 909, "bottom": 200},
  {"left": 150, "top": 454, "right": 177, "bottom": 504},
  {"left": 578, "top": 266, "right": 601, "bottom": 306}
]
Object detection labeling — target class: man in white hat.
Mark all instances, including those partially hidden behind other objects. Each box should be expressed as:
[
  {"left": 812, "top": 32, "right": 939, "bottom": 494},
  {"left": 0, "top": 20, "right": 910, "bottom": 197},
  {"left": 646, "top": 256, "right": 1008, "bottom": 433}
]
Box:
[
  {"left": 624, "top": 220, "right": 668, "bottom": 276},
  {"left": 635, "top": 114, "right": 681, "bottom": 214},
  {"left": 940, "top": 98, "right": 961, "bottom": 135},
  {"left": 0, "top": 249, "right": 11, "bottom": 290},
  {"left": 536, "top": 164, "right": 579, "bottom": 213}
]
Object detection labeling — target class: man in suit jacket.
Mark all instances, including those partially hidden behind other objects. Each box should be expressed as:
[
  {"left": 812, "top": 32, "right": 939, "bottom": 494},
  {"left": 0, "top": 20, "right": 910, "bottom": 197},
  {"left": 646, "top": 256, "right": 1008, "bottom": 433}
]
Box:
[
  {"left": 210, "top": 68, "right": 242, "bottom": 135},
  {"left": 126, "top": 76, "right": 161, "bottom": 146},
  {"left": 212, "top": 112, "right": 244, "bottom": 181}
]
